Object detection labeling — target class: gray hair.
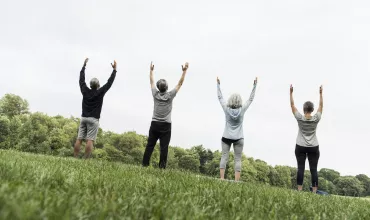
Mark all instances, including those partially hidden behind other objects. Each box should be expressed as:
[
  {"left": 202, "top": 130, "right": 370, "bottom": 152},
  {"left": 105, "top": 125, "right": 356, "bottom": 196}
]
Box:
[
  {"left": 156, "top": 79, "right": 168, "bottom": 93},
  {"left": 227, "top": 93, "right": 242, "bottom": 109},
  {"left": 303, "top": 101, "right": 314, "bottom": 113},
  {"left": 90, "top": 78, "right": 100, "bottom": 90}
]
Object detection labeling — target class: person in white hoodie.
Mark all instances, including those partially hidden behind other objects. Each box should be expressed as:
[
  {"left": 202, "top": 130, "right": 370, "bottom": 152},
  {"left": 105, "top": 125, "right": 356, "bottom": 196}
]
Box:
[{"left": 217, "top": 77, "right": 257, "bottom": 181}]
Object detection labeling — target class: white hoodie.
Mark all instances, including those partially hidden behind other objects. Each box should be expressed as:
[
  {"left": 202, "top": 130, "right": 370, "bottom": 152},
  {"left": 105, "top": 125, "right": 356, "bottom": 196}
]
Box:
[{"left": 217, "top": 83, "right": 256, "bottom": 140}]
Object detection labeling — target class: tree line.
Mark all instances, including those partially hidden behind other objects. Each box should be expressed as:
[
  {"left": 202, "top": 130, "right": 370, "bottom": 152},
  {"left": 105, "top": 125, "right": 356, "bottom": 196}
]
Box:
[{"left": 0, "top": 93, "right": 369, "bottom": 197}]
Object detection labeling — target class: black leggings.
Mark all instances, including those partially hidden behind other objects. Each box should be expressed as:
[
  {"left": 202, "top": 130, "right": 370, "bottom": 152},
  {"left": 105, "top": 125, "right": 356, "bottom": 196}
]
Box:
[
  {"left": 142, "top": 121, "right": 172, "bottom": 169},
  {"left": 295, "top": 145, "right": 320, "bottom": 187}
]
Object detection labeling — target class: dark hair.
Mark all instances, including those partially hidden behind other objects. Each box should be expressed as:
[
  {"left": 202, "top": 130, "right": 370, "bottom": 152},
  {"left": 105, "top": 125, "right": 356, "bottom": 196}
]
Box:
[
  {"left": 303, "top": 101, "right": 314, "bottom": 113},
  {"left": 156, "top": 79, "right": 168, "bottom": 93}
]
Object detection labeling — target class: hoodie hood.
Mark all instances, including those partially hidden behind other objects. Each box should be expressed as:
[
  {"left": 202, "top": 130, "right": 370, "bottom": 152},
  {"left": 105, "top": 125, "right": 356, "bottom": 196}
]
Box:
[{"left": 228, "top": 107, "right": 242, "bottom": 120}]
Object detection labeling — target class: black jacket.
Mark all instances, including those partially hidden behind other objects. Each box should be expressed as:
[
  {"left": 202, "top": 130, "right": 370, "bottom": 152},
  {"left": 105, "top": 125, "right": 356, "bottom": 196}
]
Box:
[{"left": 79, "top": 65, "right": 116, "bottom": 119}]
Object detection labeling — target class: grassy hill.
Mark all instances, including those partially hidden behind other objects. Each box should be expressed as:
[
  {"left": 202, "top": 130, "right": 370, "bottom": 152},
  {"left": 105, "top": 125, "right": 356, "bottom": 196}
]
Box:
[{"left": 0, "top": 150, "right": 369, "bottom": 220}]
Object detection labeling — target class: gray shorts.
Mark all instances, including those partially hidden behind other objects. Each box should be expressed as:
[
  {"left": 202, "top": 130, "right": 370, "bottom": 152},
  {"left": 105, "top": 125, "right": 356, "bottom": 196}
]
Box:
[{"left": 77, "top": 117, "right": 99, "bottom": 141}]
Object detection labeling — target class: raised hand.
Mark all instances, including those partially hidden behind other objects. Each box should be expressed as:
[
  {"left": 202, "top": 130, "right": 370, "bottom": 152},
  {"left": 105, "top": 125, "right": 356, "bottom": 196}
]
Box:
[
  {"left": 320, "top": 85, "right": 323, "bottom": 95},
  {"left": 150, "top": 62, "right": 154, "bottom": 71},
  {"left": 254, "top": 77, "right": 258, "bottom": 85},
  {"left": 290, "top": 84, "right": 294, "bottom": 94},
  {"left": 84, "top": 58, "right": 89, "bottom": 66},
  {"left": 182, "top": 62, "right": 189, "bottom": 72},
  {"left": 111, "top": 60, "right": 117, "bottom": 70},
  {"left": 217, "top": 77, "right": 220, "bottom": 85}
]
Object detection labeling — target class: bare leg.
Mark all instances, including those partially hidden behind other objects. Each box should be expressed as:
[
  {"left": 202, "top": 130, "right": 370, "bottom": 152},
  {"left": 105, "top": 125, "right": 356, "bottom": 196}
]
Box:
[
  {"left": 297, "top": 185, "right": 303, "bottom": 191},
  {"left": 312, "top": 186, "right": 318, "bottom": 194},
  {"left": 220, "top": 168, "right": 225, "bottom": 179},
  {"left": 235, "top": 171, "right": 241, "bottom": 181},
  {"left": 74, "top": 139, "right": 82, "bottom": 158},
  {"left": 85, "top": 140, "right": 94, "bottom": 159}
]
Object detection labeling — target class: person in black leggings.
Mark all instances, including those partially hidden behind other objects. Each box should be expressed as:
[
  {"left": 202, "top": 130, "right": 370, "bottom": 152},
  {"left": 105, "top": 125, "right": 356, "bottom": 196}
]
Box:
[{"left": 290, "top": 84, "right": 323, "bottom": 193}]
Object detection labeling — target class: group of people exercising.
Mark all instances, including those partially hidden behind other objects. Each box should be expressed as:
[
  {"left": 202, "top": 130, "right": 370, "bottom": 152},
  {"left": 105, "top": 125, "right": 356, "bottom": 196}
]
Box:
[{"left": 74, "top": 58, "right": 323, "bottom": 193}]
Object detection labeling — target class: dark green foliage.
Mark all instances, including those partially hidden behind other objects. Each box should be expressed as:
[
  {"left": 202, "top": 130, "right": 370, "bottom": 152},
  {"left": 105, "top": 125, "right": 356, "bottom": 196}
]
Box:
[
  {"left": 0, "top": 94, "right": 29, "bottom": 118},
  {"left": 0, "top": 116, "right": 10, "bottom": 149},
  {"left": 356, "top": 174, "right": 370, "bottom": 196},
  {"left": 335, "top": 176, "right": 365, "bottom": 197},
  {"left": 178, "top": 154, "right": 200, "bottom": 172},
  {"left": 319, "top": 168, "right": 341, "bottom": 182}
]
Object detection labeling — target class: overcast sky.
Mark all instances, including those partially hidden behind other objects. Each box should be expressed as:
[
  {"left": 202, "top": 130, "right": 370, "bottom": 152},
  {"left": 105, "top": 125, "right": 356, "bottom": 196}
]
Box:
[{"left": 1, "top": 0, "right": 370, "bottom": 176}]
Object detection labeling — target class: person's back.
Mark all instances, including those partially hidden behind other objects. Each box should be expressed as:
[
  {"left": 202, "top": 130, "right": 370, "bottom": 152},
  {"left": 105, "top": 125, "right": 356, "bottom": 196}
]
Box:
[
  {"left": 81, "top": 87, "right": 107, "bottom": 119},
  {"left": 151, "top": 88, "right": 177, "bottom": 123},
  {"left": 223, "top": 107, "right": 245, "bottom": 140},
  {"left": 79, "top": 63, "right": 116, "bottom": 119},
  {"left": 295, "top": 112, "right": 321, "bottom": 147}
]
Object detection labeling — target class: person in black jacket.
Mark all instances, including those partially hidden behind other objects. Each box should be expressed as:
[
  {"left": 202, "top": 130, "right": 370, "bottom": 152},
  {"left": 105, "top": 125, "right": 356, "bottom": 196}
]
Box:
[{"left": 74, "top": 58, "right": 117, "bottom": 158}]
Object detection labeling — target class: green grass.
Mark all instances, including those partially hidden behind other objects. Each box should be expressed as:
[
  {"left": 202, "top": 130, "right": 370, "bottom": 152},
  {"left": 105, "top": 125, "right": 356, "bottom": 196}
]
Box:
[{"left": 0, "top": 150, "right": 369, "bottom": 220}]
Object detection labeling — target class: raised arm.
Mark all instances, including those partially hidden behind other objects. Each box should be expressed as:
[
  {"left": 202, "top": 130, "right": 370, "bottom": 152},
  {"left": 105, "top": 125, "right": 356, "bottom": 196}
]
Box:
[
  {"left": 79, "top": 58, "right": 89, "bottom": 94},
  {"left": 217, "top": 77, "right": 227, "bottom": 110},
  {"left": 175, "top": 62, "right": 189, "bottom": 92},
  {"left": 150, "top": 62, "right": 155, "bottom": 89},
  {"left": 290, "top": 84, "right": 298, "bottom": 114},
  {"left": 242, "top": 77, "right": 258, "bottom": 112},
  {"left": 100, "top": 60, "right": 117, "bottom": 93},
  {"left": 317, "top": 85, "right": 323, "bottom": 113}
]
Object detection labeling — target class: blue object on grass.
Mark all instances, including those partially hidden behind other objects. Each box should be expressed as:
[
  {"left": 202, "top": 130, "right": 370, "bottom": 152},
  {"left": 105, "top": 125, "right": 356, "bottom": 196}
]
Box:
[{"left": 310, "top": 186, "right": 329, "bottom": 196}]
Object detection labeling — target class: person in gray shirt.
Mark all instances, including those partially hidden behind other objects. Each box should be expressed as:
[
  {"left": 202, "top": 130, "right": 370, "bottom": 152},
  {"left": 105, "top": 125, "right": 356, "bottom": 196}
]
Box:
[
  {"left": 290, "top": 84, "right": 323, "bottom": 193},
  {"left": 142, "top": 62, "right": 189, "bottom": 169},
  {"left": 217, "top": 77, "right": 257, "bottom": 181}
]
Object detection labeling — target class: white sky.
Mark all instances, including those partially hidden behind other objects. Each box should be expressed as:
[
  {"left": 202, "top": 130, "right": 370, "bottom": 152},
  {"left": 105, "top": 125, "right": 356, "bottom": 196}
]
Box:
[{"left": 1, "top": 0, "right": 370, "bottom": 176}]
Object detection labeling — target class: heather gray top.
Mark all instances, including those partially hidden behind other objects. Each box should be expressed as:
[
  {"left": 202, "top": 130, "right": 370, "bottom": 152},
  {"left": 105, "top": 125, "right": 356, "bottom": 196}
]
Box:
[
  {"left": 294, "top": 111, "right": 322, "bottom": 147},
  {"left": 217, "top": 83, "right": 257, "bottom": 140},
  {"left": 151, "top": 87, "right": 177, "bottom": 123}
]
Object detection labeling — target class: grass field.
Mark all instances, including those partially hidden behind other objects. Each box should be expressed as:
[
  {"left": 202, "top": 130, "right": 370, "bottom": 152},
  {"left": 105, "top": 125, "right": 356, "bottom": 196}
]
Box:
[{"left": 0, "top": 150, "right": 369, "bottom": 220}]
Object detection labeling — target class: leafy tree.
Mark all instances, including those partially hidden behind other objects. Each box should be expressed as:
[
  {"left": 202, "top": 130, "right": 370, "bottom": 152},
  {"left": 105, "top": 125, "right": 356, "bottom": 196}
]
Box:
[
  {"left": 7, "top": 115, "right": 25, "bottom": 148},
  {"left": 104, "top": 144, "right": 125, "bottom": 162},
  {"left": 288, "top": 167, "right": 297, "bottom": 189},
  {"left": 0, "top": 94, "right": 29, "bottom": 118},
  {"left": 178, "top": 154, "right": 200, "bottom": 172},
  {"left": 319, "top": 177, "right": 337, "bottom": 194},
  {"left": 356, "top": 174, "right": 370, "bottom": 196},
  {"left": 0, "top": 116, "right": 10, "bottom": 149},
  {"left": 302, "top": 171, "right": 312, "bottom": 191},
  {"left": 16, "top": 112, "right": 51, "bottom": 153},
  {"left": 92, "top": 148, "right": 108, "bottom": 160},
  {"left": 254, "top": 159, "right": 270, "bottom": 184},
  {"left": 240, "top": 157, "right": 257, "bottom": 182},
  {"left": 319, "top": 168, "right": 340, "bottom": 182},
  {"left": 274, "top": 166, "right": 291, "bottom": 188},
  {"left": 190, "top": 145, "right": 212, "bottom": 174},
  {"left": 111, "top": 131, "right": 144, "bottom": 154},
  {"left": 204, "top": 151, "right": 221, "bottom": 177},
  {"left": 173, "top": 146, "right": 188, "bottom": 159},
  {"left": 335, "top": 176, "right": 365, "bottom": 197},
  {"left": 166, "top": 147, "right": 179, "bottom": 169},
  {"left": 48, "top": 128, "right": 72, "bottom": 155}
]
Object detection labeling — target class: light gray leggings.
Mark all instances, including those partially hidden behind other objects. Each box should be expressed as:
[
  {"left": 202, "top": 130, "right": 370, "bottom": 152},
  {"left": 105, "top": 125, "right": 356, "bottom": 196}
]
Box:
[{"left": 219, "top": 139, "right": 244, "bottom": 172}]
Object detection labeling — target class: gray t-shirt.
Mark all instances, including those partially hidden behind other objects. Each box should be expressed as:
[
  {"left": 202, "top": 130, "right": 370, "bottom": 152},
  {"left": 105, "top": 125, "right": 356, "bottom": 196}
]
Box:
[
  {"left": 151, "top": 87, "right": 177, "bottom": 123},
  {"left": 294, "top": 111, "right": 322, "bottom": 147}
]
